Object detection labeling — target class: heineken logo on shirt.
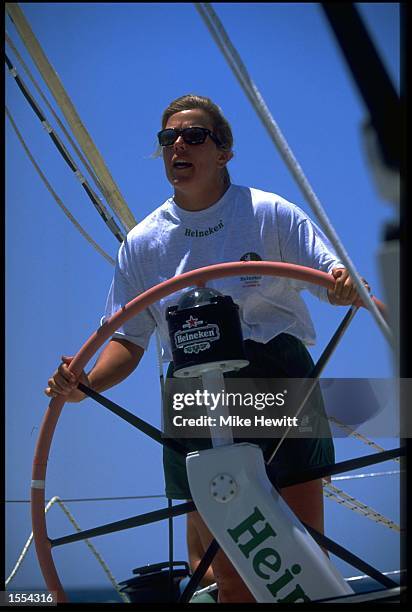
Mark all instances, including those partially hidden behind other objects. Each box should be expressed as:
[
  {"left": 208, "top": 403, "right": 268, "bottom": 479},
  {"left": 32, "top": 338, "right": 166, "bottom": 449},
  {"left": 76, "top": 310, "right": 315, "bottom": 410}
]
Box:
[
  {"left": 240, "top": 252, "right": 263, "bottom": 287},
  {"left": 240, "top": 252, "right": 262, "bottom": 262},
  {"left": 184, "top": 220, "right": 224, "bottom": 238}
]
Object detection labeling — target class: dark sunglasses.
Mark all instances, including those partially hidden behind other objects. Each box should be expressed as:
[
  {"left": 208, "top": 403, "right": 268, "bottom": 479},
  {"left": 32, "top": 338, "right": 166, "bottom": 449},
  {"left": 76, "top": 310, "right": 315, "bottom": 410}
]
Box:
[{"left": 157, "top": 126, "right": 222, "bottom": 147}]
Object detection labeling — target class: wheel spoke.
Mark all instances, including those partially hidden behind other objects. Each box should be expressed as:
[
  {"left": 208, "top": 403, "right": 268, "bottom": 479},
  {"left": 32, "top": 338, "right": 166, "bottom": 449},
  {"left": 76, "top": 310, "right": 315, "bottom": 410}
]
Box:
[
  {"left": 78, "top": 382, "right": 187, "bottom": 456},
  {"left": 50, "top": 501, "right": 195, "bottom": 547}
]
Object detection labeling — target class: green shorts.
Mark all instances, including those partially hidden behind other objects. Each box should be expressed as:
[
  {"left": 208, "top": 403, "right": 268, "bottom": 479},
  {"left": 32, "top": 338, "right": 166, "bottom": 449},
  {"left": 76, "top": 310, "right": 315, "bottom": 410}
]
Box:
[{"left": 163, "top": 333, "right": 335, "bottom": 499}]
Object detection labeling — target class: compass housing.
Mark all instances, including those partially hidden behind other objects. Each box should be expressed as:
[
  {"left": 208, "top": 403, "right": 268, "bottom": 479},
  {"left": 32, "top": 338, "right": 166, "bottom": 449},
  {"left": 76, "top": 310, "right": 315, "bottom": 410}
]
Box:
[{"left": 166, "top": 286, "right": 249, "bottom": 377}]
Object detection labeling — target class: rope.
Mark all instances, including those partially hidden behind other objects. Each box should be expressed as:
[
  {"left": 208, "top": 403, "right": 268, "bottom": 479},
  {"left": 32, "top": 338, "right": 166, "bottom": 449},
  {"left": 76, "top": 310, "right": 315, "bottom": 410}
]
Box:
[
  {"left": 6, "top": 107, "right": 115, "bottom": 266},
  {"left": 5, "top": 31, "right": 109, "bottom": 210},
  {"left": 6, "top": 106, "right": 115, "bottom": 265},
  {"left": 5, "top": 2, "right": 137, "bottom": 231},
  {"left": 323, "top": 482, "right": 401, "bottom": 532},
  {"left": 322, "top": 415, "right": 401, "bottom": 532},
  {"left": 303, "top": 523, "right": 398, "bottom": 589},
  {"left": 328, "top": 416, "right": 400, "bottom": 462},
  {"left": 194, "top": 2, "right": 392, "bottom": 345},
  {"left": 346, "top": 569, "right": 402, "bottom": 583},
  {"left": 331, "top": 470, "right": 401, "bottom": 481},
  {"left": 6, "top": 496, "right": 129, "bottom": 603},
  {"left": 6, "top": 494, "right": 167, "bottom": 503},
  {"left": 5, "top": 53, "right": 125, "bottom": 244},
  {"left": 277, "top": 447, "right": 403, "bottom": 488}
]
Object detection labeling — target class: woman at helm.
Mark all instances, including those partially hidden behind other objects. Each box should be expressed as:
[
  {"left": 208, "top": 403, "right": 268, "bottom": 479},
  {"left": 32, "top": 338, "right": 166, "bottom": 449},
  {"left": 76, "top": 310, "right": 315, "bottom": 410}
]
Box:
[{"left": 46, "top": 94, "right": 367, "bottom": 603}]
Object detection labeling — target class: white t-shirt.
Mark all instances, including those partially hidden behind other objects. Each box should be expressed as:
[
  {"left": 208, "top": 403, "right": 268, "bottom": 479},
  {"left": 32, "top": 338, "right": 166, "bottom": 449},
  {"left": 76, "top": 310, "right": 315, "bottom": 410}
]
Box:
[{"left": 103, "top": 184, "right": 343, "bottom": 360}]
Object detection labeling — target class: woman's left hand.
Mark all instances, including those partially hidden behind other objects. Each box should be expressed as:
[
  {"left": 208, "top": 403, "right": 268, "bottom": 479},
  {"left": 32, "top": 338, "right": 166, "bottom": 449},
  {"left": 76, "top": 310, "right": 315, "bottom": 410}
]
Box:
[{"left": 327, "top": 267, "right": 370, "bottom": 306}]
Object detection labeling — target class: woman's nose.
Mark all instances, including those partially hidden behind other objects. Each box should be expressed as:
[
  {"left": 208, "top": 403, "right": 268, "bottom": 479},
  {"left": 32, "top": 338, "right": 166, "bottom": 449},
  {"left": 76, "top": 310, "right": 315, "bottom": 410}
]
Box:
[{"left": 173, "top": 135, "right": 187, "bottom": 150}]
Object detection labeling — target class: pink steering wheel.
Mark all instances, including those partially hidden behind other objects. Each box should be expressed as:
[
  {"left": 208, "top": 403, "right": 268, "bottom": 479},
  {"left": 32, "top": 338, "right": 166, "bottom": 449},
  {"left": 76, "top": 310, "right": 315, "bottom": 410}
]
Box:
[{"left": 31, "top": 261, "right": 386, "bottom": 602}]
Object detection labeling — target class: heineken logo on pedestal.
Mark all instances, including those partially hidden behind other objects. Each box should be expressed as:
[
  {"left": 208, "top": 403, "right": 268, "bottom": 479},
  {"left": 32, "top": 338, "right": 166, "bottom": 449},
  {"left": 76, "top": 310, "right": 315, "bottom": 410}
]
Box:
[
  {"left": 227, "top": 506, "right": 311, "bottom": 602},
  {"left": 174, "top": 315, "right": 220, "bottom": 355}
]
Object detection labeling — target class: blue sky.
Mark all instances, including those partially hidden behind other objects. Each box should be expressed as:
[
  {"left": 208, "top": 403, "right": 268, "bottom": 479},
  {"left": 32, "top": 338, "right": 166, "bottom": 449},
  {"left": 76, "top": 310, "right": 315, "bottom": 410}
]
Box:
[{"left": 5, "top": 2, "right": 401, "bottom": 599}]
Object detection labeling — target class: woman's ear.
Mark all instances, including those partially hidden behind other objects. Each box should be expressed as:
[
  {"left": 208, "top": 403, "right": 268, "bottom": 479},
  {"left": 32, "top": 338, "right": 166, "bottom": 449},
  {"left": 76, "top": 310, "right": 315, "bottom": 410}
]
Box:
[{"left": 217, "top": 149, "right": 234, "bottom": 168}]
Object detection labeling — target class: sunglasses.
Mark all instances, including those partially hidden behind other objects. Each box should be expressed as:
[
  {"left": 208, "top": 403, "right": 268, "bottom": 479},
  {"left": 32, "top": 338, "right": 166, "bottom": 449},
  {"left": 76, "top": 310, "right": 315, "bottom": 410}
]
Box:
[{"left": 157, "top": 126, "right": 222, "bottom": 147}]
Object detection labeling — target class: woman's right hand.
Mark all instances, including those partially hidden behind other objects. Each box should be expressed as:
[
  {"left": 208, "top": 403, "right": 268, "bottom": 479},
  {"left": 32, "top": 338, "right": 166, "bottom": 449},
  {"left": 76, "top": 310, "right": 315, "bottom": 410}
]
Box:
[{"left": 44, "top": 355, "right": 89, "bottom": 403}]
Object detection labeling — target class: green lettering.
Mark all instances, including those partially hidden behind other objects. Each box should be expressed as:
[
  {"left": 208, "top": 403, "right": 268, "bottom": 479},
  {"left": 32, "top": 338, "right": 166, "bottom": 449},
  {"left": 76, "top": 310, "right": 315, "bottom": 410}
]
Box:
[
  {"left": 267, "top": 564, "right": 301, "bottom": 598},
  {"left": 227, "top": 507, "right": 276, "bottom": 558},
  {"left": 253, "top": 547, "right": 281, "bottom": 579},
  {"left": 267, "top": 569, "right": 293, "bottom": 597},
  {"left": 278, "top": 584, "right": 310, "bottom": 603}
]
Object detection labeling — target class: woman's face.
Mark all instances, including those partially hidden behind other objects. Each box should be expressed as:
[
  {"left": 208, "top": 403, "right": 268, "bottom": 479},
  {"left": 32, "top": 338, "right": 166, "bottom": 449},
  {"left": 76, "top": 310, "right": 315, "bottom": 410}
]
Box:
[{"left": 161, "top": 108, "right": 232, "bottom": 201}]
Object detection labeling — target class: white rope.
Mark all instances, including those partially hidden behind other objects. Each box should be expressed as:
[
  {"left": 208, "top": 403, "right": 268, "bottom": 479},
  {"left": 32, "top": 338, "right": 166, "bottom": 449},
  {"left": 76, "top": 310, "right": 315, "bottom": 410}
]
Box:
[
  {"left": 6, "top": 494, "right": 167, "bottom": 503},
  {"left": 323, "top": 482, "right": 401, "bottom": 532},
  {"left": 195, "top": 2, "right": 392, "bottom": 345},
  {"left": 328, "top": 416, "right": 400, "bottom": 463},
  {"left": 331, "top": 470, "right": 401, "bottom": 481},
  {"left": 6, "top": 106, "right": 115, "bottom": 266},
  {"left": 323, "top": 416, "right": 401, "bottom": 530},
  {"left": 6, "top": 496, "right": 130, "bottom": 602},
  {"left": 346, "top": 569, "right": 402, "bottom": 582}
]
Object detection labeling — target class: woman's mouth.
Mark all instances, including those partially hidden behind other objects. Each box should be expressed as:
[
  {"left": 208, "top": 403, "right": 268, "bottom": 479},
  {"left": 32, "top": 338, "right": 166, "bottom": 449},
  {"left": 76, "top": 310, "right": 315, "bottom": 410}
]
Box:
[{"left": 173, "top": 161, "right": 193, "bottom": 170}]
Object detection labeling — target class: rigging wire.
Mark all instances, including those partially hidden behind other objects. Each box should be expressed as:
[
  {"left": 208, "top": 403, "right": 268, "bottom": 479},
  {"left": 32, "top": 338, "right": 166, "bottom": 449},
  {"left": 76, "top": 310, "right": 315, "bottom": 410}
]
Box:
[
  {"left": 194, "top": 2, "right": 392, "bottom": 345},
  {"left": 6, "top": 495, "right": 167, "bottom": 503},
  {"left": 6, "top": 471, "right": 401, "bottom": 502},
  {"left": 329, "top": 416, "right": 400, "bottom": 462},
  {"left": 5, "top": 467, "right": 400, "bottom": 588},
  {"left": 331, "top": 470, "right": 401, "bottom": 481},
  {"left": 6, "top": 2, "right": 168, "bottom": 416},
  {"left": 5, "top": 53, "right": 125, "bottom": 244},
  {"left": 6, "top": 106, "right": 115, "bottom": 266},
  {"left": 5, "top": 2, "right": 137, "bottom": 232},
  {"left": 6, "top": 23, "right": 169, "bottom": 489},
  {"left": 323, "top": 483, "right": 401, "bottom": 532},
  {"left": 5, "top": 31, "right": 109, "bottom": 209},
  {"left": 5, "top": 496, "right": 130, "bottom": 602}
]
